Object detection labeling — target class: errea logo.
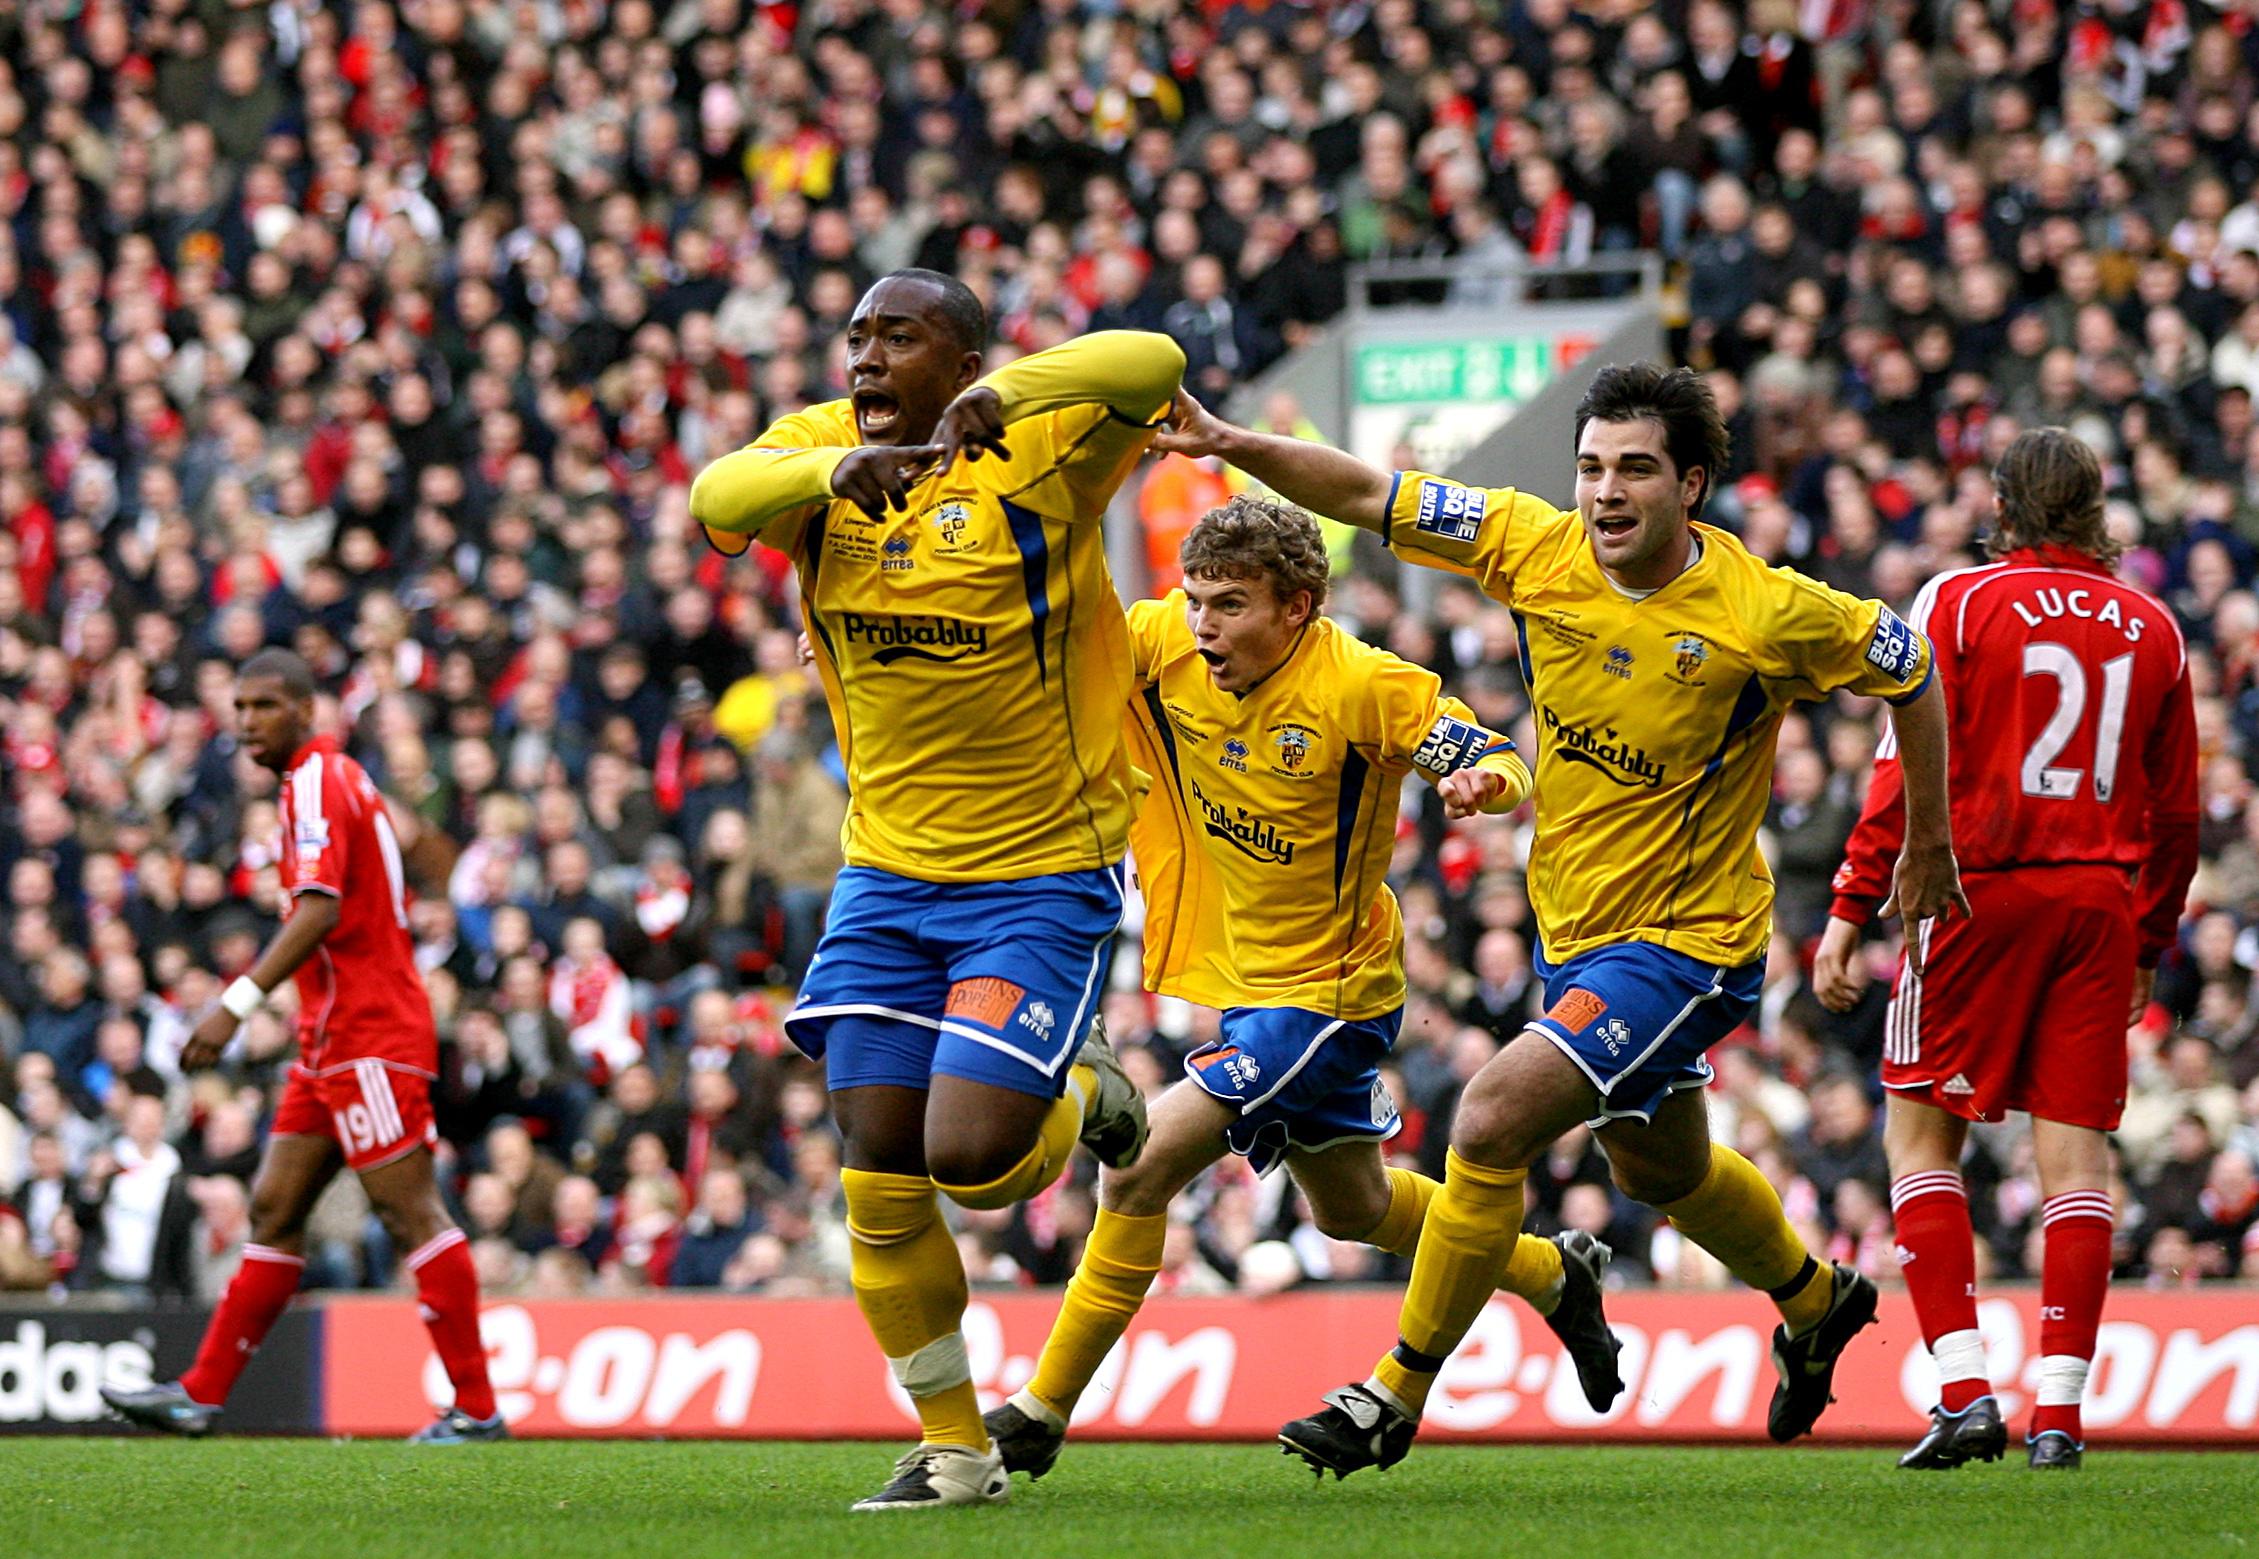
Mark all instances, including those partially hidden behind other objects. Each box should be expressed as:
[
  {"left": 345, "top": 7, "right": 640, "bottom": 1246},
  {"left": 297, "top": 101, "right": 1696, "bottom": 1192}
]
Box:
[{"left": 1018, "top": 1001, "right": 1056, "bottom": 1040}]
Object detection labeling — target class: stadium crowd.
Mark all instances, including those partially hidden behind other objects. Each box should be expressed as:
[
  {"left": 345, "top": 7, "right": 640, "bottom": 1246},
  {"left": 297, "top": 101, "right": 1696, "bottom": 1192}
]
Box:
[{"left": 3, "top": 0, "right": 2259, "bottom": 1307}]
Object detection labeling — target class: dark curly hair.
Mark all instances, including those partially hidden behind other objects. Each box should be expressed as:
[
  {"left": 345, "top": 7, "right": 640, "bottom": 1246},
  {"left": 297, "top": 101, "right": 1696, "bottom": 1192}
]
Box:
[
  {"left": 1179, "top": 494, "right": 1331, "bottom": 609},
  {"left": 1987, "top": 427, "right": 2120, "bottom": 564},
  {"left": 1573, "top": 363, "right": 1732, "bottom": 520}
]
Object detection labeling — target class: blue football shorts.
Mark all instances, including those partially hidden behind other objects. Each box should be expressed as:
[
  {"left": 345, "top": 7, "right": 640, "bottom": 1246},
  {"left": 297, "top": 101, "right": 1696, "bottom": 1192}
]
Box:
[
  {"left": 784, "top": 862, "right": 1126, "bottom": 1100},
  {"left": 1182, "top": 1005, "right": 1403, "bottom": 1176},
  {"left": 1527, "top": 939, "right": 1763, "bottom": 1127}
]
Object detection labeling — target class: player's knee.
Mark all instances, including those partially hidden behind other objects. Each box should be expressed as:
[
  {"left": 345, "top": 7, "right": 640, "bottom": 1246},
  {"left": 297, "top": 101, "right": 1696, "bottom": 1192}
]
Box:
[
  {"left": 248, "top": 1189, "right": 303, "bottom": 1247},
  {"left": 1609, "top": 1158, "right": 1701, "bottom": 1206},
  {"left": 372, "top": 1194, "right": 449, "bottom": 1255},
  {"left": 1099, "top": 1158, "right": 1174, "bottom": 1218},
  {"left": 927, "top": 1139, "right": 1033, "bottom": 1207},
  {"left": 1447, "top": 1088, "right": 1519, "bottom": 1161},
  {"left": 1310, "top": 1197, "right": 1389, "bottom": 1243}
]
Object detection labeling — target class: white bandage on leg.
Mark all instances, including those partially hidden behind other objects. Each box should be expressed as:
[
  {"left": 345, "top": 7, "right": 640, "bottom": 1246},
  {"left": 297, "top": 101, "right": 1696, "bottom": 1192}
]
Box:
[
  {"left": 1930, "top": 1328, "right": 1988, "bottom": 1389},
  {"left": 889, "top": 1332, "right": 972, "bottom": 1398},
  {"left": 2036, "top": 1353, "right": 2091, "bottom": 1408}
]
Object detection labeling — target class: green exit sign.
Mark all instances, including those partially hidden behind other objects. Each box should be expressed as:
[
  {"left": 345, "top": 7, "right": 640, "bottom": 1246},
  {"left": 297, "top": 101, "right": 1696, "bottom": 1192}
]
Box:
[{"left": 1353, "top": 336, "right": 1593, "bottom": 406}]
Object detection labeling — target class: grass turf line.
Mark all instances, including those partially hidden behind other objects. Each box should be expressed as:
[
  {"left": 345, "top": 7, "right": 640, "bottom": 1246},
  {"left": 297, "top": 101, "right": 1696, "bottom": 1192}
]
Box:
[{"left": 8, "top": 1441, "right": 2253, "bottom": 1559}]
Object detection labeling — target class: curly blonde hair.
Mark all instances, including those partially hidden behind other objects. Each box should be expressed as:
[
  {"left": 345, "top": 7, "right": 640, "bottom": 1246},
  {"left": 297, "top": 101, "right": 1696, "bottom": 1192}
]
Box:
[{"left": 1178, "top": 494, "right": 1331, "bottom": 607}]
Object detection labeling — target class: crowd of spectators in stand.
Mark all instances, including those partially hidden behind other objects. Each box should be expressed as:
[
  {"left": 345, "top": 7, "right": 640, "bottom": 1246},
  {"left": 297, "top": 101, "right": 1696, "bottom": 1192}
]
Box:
[{"left": 3, "top": 0, "right": 2259, "bottom": 1306}]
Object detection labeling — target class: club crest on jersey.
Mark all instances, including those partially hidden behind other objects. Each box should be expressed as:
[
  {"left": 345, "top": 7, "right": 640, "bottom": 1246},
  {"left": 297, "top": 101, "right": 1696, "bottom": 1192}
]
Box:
[
  {"left": 880, "top": 534, "right": 915, "bottom": 573},
  {"left": 1220, "top": 737, "right": 1249, "bottom": 772},
  {"left": 1604, "top": 644, "right": 1634, "bottom": 680},
  {"left": 1673, "top": 634, "right": 1710, "bottom": 681},
  {"left": 927, "top": 501, "right": 975, "bottom": 553},
  {"left": 1269, "top": 723, "right": 1315, "bottom": 774},
  {"left": 1413, "top": 480, "right": 1485, "bottom": 542}
]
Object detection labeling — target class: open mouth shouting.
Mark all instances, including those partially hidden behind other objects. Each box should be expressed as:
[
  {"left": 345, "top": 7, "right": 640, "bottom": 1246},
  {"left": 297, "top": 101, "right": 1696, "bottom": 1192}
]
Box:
[
  {"left": 1593, "top": 512, "right": 1638, "bottom": 543},
  {"left": 853, "top": 387, "right": 903, "bottom": 440}
]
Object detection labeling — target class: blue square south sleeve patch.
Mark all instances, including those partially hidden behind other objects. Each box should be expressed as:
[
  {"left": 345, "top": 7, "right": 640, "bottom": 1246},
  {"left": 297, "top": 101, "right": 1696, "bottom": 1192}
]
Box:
[
  {"left": 1413, "top": 480, "right": 1486, "bottom": 543},
  {"left": 1413, "top": 715, "right": 1490, "bottom": 777},
  {"left": 1865, "top": 605, "right": 1921, "bottom": 681}
]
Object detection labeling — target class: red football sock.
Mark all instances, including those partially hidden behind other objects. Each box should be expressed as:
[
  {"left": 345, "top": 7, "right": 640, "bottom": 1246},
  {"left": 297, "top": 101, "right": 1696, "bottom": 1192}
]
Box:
[
  {"left": 178, "top": 1244, "right": 305, "bottom": 1408},
  {"left": 2034, "top": 1191, "right": 2113, "bottom": 1443},
  {"left": 406, "top": 1228, "right": 497, "bottom": 1421},
  {"left": 1890, "top": 1172, "right": 1988, "bottom": 1413}
]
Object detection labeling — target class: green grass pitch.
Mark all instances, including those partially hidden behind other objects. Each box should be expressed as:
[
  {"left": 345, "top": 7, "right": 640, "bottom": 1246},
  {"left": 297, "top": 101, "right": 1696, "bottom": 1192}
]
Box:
[{"left": 11, "top": 1440, "right": 2255, "bottom": 1558}]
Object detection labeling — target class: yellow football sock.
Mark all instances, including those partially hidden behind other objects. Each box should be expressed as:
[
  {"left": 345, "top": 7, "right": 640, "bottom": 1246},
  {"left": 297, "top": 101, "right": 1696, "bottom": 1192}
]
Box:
[
  {"left": 934, "top": 1065, "right": 1095, "bottom": 1211},
  {"left": 1023, "top": 1206, "right": 1168, "bottom": 1421},
  {"left": 1500, "top": 1228, "right": 1565, "bottom": 1315},
  {"left": 1656, "top": 1143, "right": 1834, "bottom": 1335},
  {"left": 842, "top": 1167, "right": 985, "bottom": 1448},
  {"left": 1369, "top": 1150, "right": 1527, "bottom": 1419},
  {"left": 1369, "top": 1166, "right": 1564, "bottom": 1315},
  {"left": 1366, "top": 1167, "right": 1437, "bottom": 1255}
]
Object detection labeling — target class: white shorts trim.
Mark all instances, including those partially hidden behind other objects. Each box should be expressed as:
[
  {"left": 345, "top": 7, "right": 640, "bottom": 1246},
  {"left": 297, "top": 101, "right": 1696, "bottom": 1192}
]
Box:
[
  {"left": 1281, "top": 1122, "right": 1404, "bottom": 1159},
  {"left": 1605, "top": 966, "right": 1727, "bottom": 1085},
  {"left": 1237, "top": 1020, "right": 1346, "bottom": 1113},
  {"left": 296, "top": 1056, "right": 437, "bottom": 1081},
  {"left": 783, "top": 1001, "right": 942, "bottom": 1033},
  {"left": 1584, "top": 1065, "right": 1715, "bottom": 1129},
  {"left": 1884, "top": 921, "right": 1932, "bottom": 1066},
  {"left": 1524, "top": 1021, "right": 1612, "bottom": 1094}
]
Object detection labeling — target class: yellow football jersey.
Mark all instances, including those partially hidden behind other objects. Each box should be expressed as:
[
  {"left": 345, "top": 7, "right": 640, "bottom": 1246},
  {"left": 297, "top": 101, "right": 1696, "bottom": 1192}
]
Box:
[
  {"left": 687, "top": 332, "right": 1185, "bottom": 881},
  {"left": 1123, "top": 594, "right": 1531, "bottom": 1019},
  {"left": 1382, "top": 472, "right": 1935, "bottom": 968}
]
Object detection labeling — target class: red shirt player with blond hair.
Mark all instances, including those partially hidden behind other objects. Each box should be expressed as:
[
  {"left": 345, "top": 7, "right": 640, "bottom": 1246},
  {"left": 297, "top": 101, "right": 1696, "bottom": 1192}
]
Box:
[
  {"left": 102, "top": 648, "right": 503, "bottom": 1443},
  {"left": 1816, "top": 428, "right": 2199, "bottom": 1472}
]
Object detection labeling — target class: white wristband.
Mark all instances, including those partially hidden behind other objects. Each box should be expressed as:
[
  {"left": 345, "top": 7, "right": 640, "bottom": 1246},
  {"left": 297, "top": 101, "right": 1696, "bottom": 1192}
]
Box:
[{"left": 221, "top": 977, "right": 265, "bottom": 1021}]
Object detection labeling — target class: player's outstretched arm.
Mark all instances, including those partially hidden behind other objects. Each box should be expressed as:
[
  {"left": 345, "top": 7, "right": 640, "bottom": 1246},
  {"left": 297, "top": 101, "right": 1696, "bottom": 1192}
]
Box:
[
  {"left": 1877, "top": 674, "right": 1968, "bottom": 967},
  {"left": 180, "top": 892, "right": 342, "bottom": 1070},
  {"left": 933, "top": 330, "right": 1188, "bottom": 470},
  {"left": 691, "top": 441, "right": 943, "bottom": 532},
  {"left": 1152, "top": 391, "right": 1393, "bottom": 530}
]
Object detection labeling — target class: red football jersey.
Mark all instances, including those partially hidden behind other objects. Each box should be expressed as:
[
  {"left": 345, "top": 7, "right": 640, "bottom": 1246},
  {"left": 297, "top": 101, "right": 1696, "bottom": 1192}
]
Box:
[
  {"left": 1831, "top": 546, "right": 2199, "bottom": 963},
  {"left": 275, "top": 736, "right": 438, "bottom": 1072}
]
